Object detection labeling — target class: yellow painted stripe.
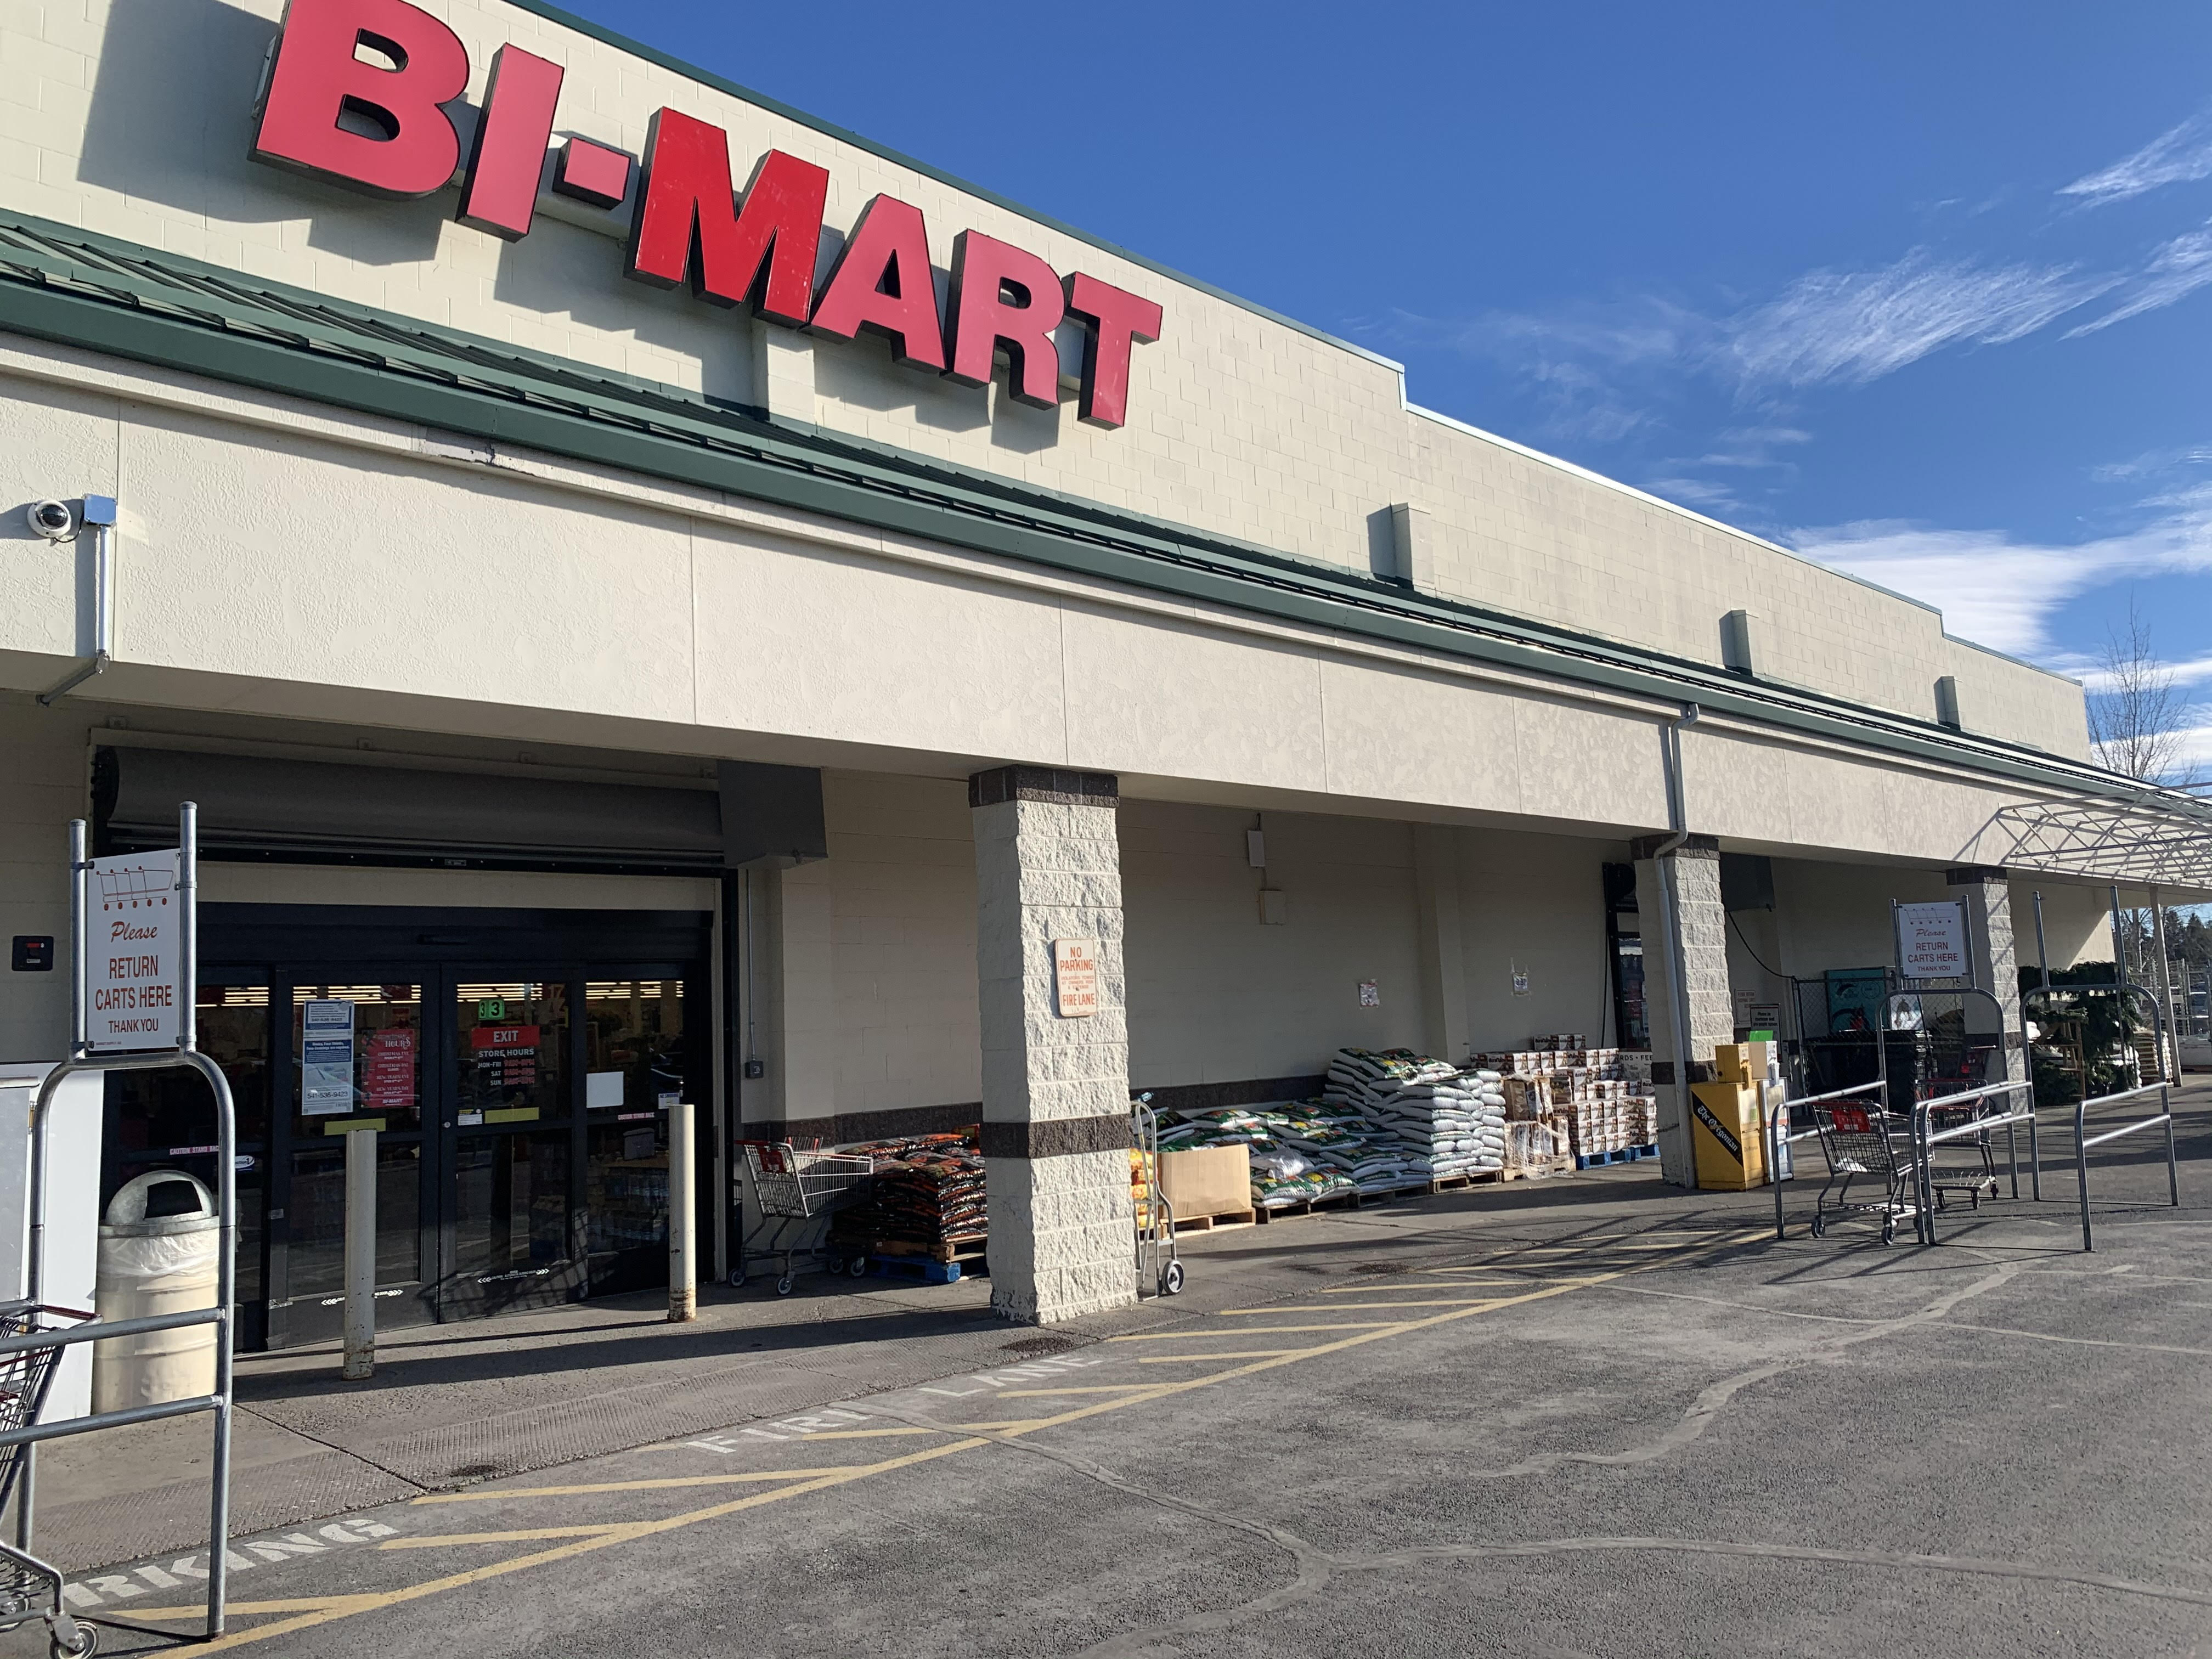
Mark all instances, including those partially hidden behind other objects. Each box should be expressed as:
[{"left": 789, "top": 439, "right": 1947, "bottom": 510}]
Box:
[
  {"left": 1318, "top": 1282, "right": 1513, "bottom": 1292},
  {"left": 185, "top": 1231, "right": 1768, "bottom": 1652},
  {"left": 1217, "top": 1299, "right": 1508, "bottom": 1313},
  {"left": 996, "top": 1385, "right": 1159, "bottom": 1397},
  {"left": 414, "top": 1468, "right": 871, "bottom": 1503},
  {"left": 1137, "top": 1350, "right": 1307, "bottom": 1362},
  {"left": 86, "top": 1600, "right": 350, "bottom": 1622},
  {"left": 1107, "top": 1323, "right": 1396, "bottom": 1339},
  {"left": 381, "top": 1527, "right": 618, "bottom": 1548}
]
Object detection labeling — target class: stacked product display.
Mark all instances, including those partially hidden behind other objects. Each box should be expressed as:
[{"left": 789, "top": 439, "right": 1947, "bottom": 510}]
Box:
[
  {"left": 1138, "top": 1047, "right": 1515, "bottom": 1212},
  {"left": 827, "top": 1130, "right": 989, "bottom": 1256},
  {"left": 1470, "top": 1042, "right": 1658, "bottom": 1163}
]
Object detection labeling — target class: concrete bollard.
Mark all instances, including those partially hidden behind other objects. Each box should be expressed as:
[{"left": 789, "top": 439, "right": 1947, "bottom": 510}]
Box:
[
  {"left": 341, "top": 1127, "right": 375, "bottom": 1380},
  {"left": 668, "top": 1101, "right": 696, "bottom": 1323}
]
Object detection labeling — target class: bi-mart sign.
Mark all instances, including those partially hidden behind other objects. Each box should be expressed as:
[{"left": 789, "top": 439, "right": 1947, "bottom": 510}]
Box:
[{"left": 249, "top": 0, "right": 1164, "bottom": 428}]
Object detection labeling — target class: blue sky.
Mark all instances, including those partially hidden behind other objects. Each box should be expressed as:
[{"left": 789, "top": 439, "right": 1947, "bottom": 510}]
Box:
[{"left": 559, "top": 0, "right": 2212, "bottom": 770}]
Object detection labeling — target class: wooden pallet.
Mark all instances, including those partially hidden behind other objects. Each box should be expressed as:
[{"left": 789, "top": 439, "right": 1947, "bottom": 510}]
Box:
[
  {"left": 1575, "top": 1143, "right": 1657, "bottom": 1170},
  {"left": 1500, "top": 1155, "right": 1574, "bottom": 1182},
  {"left": 1425, "top": 1171, "right": 1505, "bottom": 1192},
  {"left": 836, "top": 1233, "right": 988, "bottom": 1263},
  {"left": 868, "top": 1255, "right": 965, "bottom": 1285},
  {"left": 1251, "top": 1191, "right": 1361, "bottom": 1223},
  {"left": 1171, "top": 1207, "right": 1257, "bottom": 1233}
]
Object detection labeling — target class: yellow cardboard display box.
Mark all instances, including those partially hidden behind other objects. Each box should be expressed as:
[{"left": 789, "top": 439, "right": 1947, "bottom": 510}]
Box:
[{"left": 1692, "top": 1040, "right": 1782, "bottom": 1192}]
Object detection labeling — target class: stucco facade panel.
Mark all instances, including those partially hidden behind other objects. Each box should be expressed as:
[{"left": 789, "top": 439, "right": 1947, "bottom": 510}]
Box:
[
  {"left": 691, "top": 528, "right": 1067, "bottom": 759},
  {"left": 1059, "top": 610, "right": 1328, "bottom": 793},
  {"left": 109, "top": 410, "right": 699, "bottom": 720}
]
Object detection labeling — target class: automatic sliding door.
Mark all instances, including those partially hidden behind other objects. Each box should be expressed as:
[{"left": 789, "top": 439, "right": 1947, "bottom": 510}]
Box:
[{"left": 441, "top": 976, "right": 580, "bottom": 1318}]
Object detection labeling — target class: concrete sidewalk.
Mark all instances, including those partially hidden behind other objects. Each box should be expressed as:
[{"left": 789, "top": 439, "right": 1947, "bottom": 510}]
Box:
[
  {"left": 39, "top": 1163, "right": 1714, "bottom": 1572},
  {"left": 37, "top": 1084, "right": 2207, "bottom": 1576}
]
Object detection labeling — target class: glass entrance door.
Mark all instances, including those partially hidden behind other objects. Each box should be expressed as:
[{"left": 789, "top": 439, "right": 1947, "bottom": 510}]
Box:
[
  {"left": 263, "top": 956, "right": 703, "bottom": 1342},
  {"left": 280, "top": 979, "right": 433, "bottom": 1344},
  {"left": 439, "top": 976, "right": 580, "bottom": 1319}
]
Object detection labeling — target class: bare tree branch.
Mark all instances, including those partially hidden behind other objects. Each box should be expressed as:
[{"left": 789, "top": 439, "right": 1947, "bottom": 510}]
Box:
[{"left": 2087, "top": 599, "right": 2199, "bottom": 786}]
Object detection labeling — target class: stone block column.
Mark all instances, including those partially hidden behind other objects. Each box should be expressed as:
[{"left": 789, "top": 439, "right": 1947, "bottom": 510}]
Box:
[
  {"left": 969, "top": 766, "right": 1136, "bottom": 1325},
  {"left": 1946, "top": 864, "right": 2024, "bottom": 1084},
  {"left": 1632, "top": 834, "right": 1734, "bottom": 1187}
]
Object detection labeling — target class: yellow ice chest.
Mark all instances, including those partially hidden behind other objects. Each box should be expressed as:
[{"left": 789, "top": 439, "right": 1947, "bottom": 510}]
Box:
[{"left": 1691, "top": 1080, "right": 1771, "bottom": 1190}]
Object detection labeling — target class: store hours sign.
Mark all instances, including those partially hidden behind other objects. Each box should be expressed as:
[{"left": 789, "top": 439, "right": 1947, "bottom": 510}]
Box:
[
  {"left": 89, "top": 851, "right": 180, "bottom": 1051},
  {"left": 249, "top": 0, "right": 1165, "bottom": 428}
]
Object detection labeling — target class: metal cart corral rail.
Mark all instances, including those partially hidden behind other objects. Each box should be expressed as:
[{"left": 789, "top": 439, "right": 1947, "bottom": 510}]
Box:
[
  {"left": 3, "top": 808, "right": 239, "bottom": 1656},
  {"left": 735, "top": 1142, "right": 873, "bottom": 1294}
]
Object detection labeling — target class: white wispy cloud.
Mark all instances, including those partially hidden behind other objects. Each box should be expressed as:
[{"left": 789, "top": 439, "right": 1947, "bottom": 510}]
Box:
[
  {"left": 2169, "top": 719, "right": 2212, "bottom": 777},
  {"left": 1717, "top": 251, "right": 2114, "bottom": 389},
  {"left": 1791, "top": 507, "right": 2212, "bottom": 659},
  {"left": 1644, "top": 475, "right": 1745, "bottom": 515},
  {"left": 2061, "top": 108, "right": 2212, "bottom": 207},
  {"left": 2064, "top": 221, "right": 2212, "bottom": 335},
  {"left": 2064, "top": 651, "right": 2212, "bottom": 696},
  {"left": 2090, "top": 442, "right": 2212, "bottom": 483}
]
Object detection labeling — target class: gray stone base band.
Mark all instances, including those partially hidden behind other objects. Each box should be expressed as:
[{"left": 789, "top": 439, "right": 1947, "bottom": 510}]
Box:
[{"left": 980, "top": 1115, "right": 1133, "bottom": 1159}]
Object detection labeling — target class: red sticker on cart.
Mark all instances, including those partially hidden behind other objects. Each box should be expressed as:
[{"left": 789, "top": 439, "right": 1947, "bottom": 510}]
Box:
[{"left": 1833, "top": 1108, "right": 1872, "bottom": 1133}]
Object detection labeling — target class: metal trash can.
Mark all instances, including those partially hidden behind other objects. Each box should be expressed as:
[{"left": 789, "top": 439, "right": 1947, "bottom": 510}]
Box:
[{"left": 92, "top": 1170, "right": 219, "bottom": 1413}]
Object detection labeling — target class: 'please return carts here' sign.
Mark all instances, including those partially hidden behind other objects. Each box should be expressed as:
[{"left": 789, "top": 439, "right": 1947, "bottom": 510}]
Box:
[
  {"left": 90, "top": 850, "right": 181, "bottom": 1051},
  {"left": 1895, "top": 900, "right": 1970, "bottom": 982}
]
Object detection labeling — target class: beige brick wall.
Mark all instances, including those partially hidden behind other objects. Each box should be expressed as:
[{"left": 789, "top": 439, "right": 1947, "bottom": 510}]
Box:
[{"left": 0, "top": 0, "right": 2087, "bottom": 757}]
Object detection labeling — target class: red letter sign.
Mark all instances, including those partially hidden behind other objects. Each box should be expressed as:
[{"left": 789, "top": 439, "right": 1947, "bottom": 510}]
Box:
[
  {"left": 943, "top": 232, "right": 1066, "bottom": 408},
  {"left": 808, "top": 195, "right": 945, "bottom": 370},
  {"left": 457, "top": 46, "right": 563, "bottom": 240},
  {"left": 252, "top": 0, "right": 470, "bottom": 198},
  {"left": 1063, "top": 273, "right": 1162, "bottom": 431},
  {"left": 626, "top": 110, "right": 828, "bottom": 326}
]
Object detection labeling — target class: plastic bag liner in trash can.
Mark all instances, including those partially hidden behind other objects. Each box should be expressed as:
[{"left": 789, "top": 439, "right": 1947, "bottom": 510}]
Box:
[{"left": 93, "top": 1170, "right": 219, "bottom": 1414}]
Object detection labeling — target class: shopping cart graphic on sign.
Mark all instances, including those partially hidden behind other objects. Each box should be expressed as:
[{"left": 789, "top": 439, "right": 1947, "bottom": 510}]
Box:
[{"left": 93, "top": 857, "right": 174, "bottom": 910}]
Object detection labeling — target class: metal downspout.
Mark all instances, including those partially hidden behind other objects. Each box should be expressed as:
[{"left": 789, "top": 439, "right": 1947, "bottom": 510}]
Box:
[
  {"left": 1651, "top": 704, "right": 1701, "bottom": 1185},
  {"left": 36, "top": 498, "right": 117, "bottom": 706}
]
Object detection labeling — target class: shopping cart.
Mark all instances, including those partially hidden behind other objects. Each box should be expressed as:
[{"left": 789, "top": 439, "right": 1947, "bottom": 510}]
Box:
[
  {"left": 0, "top": 1302, "right": 98, "bottom": 1659},
  {"left": 1807, "top": 1102, "right": 1923, "bottom": 1244},
  {"left": 1920, "top": 1097, "right": 2002, "bottom": 1212},
  {"left": 735, "top": 1142, "right": 874, "bottom": 1296}
]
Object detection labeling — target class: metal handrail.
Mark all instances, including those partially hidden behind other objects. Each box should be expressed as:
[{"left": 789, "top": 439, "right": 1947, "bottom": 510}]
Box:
[
  {"left": 0, "top": 1306, "right": 220, "bottom": 1358},
  {"left": 2070, "top": 1076, "right": 2177, "bottom": 1252},
  {"left": 2021, "top": 943, "right": 2181, "bottom": 1254}
]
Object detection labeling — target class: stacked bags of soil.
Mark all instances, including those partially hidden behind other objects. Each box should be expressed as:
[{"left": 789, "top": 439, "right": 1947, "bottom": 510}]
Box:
[
  {"left": 828, "top": 1129, "right": 988, "bottom": 1251},
  {"left": 1324, "top": 1048, "right": 1508, "bottom": 1178}
]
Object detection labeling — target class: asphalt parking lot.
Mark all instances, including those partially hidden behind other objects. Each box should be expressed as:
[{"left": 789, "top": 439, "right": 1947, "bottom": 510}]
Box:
[{"left": 23, "top": 1088, "right": 2212, "bottom": 1658}]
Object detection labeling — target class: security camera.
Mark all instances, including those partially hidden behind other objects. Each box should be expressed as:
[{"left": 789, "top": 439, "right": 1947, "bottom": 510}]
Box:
[{"left": 26, "top": 500, "right": 77, "bottom": 542}]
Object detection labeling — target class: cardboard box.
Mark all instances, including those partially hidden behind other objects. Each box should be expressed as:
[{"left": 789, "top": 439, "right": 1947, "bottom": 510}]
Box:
[
  {"left": 1159, "top": 1144, "right": 1252, "bottom": 1220},
  {"left": 1713, "top": 1041, "right": 1775, "bottom": 1088}
]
